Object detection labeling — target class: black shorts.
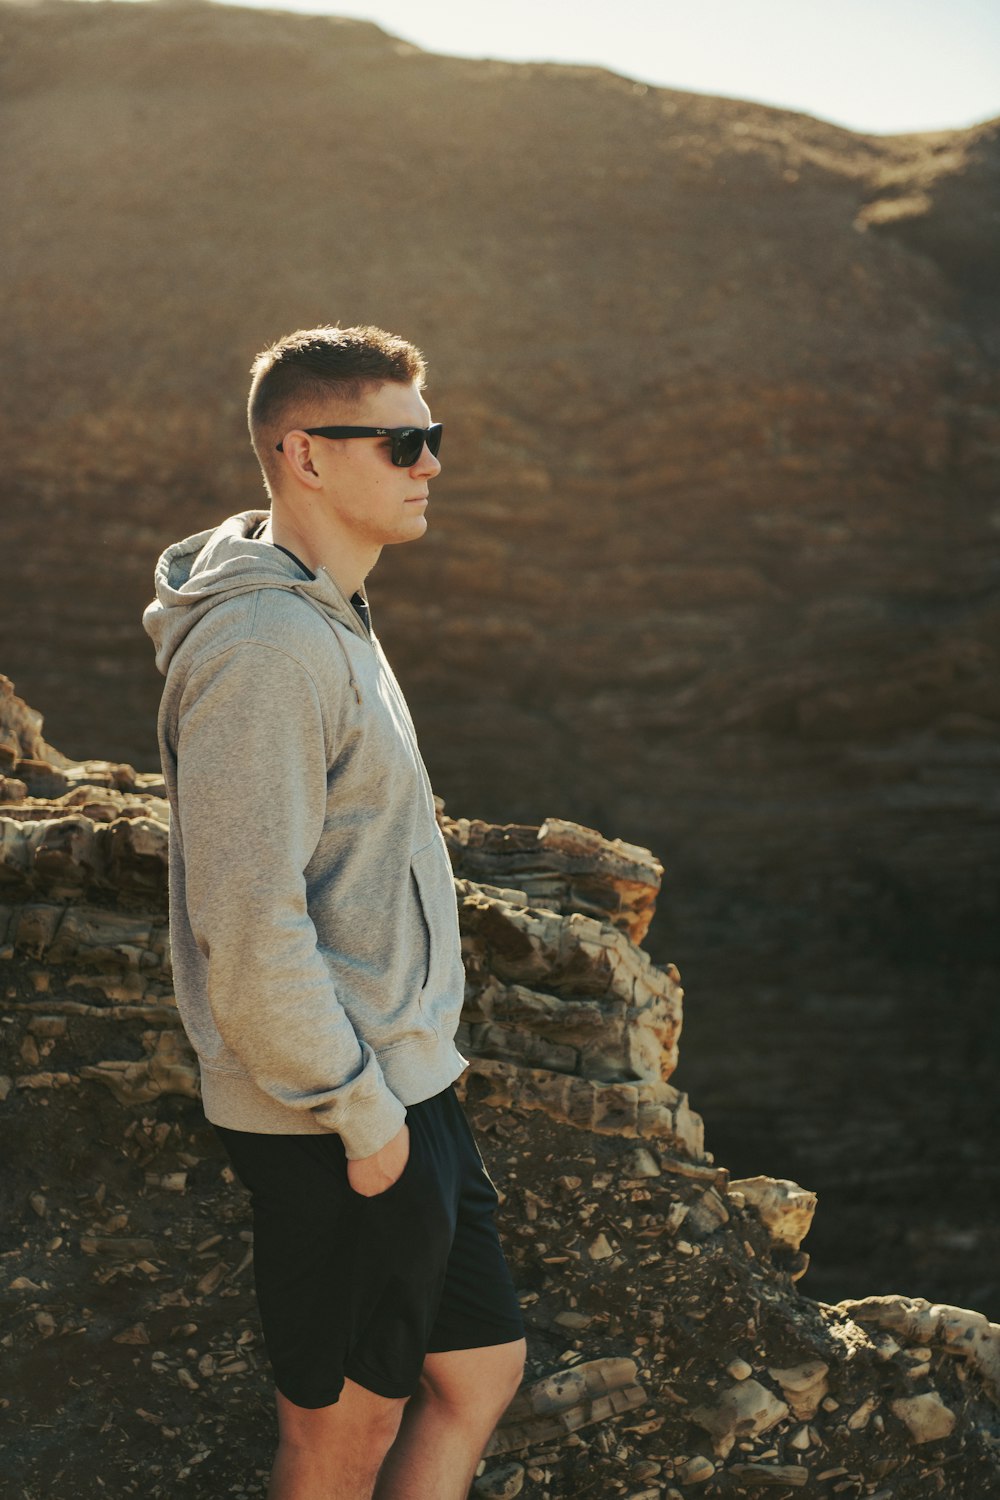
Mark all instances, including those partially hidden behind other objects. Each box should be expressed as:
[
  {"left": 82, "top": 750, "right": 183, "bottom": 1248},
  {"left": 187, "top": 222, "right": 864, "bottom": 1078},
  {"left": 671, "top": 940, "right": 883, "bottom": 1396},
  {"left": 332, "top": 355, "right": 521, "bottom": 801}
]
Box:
[{"left": 212, "top": 1083, "right": 525, "bottom": 1409}]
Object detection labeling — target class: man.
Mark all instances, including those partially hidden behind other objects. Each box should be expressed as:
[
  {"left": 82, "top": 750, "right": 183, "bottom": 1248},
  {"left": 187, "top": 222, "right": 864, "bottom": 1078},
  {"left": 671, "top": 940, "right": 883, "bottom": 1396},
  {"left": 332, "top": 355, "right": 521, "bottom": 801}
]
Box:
[{"left": 142, "top": 325, "right": 526, "bottom": 1500}]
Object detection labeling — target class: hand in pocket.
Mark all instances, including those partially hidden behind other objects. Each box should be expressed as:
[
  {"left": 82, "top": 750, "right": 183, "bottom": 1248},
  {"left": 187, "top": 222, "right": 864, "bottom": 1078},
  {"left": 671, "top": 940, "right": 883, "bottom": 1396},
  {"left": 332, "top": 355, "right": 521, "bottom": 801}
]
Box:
[{"left": 347, "top": 1122, "right": 411, "bottom": 1197}]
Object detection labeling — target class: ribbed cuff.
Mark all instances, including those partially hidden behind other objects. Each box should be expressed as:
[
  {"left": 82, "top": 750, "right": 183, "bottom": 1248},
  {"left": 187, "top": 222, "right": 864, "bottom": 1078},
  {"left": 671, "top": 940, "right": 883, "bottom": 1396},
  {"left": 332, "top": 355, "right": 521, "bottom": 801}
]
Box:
[{"left": 322, "top": 1083, "right": 407, "bottom": 1160}]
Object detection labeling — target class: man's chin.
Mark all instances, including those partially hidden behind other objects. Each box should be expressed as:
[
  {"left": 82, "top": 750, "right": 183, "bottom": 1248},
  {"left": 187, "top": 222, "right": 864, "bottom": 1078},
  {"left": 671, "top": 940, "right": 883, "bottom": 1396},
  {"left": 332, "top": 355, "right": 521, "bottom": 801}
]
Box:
[{"left": 387, "top": 517, "right": 429, "bottom": 545}]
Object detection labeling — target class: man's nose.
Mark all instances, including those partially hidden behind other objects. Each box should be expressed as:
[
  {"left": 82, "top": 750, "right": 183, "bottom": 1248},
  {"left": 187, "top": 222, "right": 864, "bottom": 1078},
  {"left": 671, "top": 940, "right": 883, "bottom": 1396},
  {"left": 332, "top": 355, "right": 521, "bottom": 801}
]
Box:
[{"left": 414, "top": 443, "right": 441, "bottom": 478}]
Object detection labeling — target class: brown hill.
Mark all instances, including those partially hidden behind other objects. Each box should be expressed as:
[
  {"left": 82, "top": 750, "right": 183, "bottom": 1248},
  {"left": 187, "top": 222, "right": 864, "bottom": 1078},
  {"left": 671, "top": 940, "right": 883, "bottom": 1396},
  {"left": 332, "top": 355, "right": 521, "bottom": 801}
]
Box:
[{"left": 1, "top": 0, "right": 999, "bottom": 1306}]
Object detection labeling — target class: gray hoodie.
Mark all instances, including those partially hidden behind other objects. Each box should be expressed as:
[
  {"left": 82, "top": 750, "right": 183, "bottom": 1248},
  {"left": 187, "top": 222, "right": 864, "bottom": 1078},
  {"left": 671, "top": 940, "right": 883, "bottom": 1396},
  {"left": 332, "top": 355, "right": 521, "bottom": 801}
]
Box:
[{"left": 142, "top": 509, "right": 468, "bottom": 1159}]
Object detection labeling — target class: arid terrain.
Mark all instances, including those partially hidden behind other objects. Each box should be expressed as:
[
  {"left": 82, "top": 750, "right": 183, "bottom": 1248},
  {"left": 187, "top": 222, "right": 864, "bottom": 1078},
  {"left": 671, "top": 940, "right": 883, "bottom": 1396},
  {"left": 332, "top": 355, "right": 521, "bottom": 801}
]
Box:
[{"left": 0, "top": 0, "right": 997, "bottom": 1449}]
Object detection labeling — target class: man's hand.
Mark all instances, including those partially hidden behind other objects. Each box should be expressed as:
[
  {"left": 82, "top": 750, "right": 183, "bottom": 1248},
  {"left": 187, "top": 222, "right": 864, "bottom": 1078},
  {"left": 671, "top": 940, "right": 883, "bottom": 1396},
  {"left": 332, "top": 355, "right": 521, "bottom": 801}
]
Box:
[{"left": 347, "top": 1122, "right": 410, "bottom": 1197}]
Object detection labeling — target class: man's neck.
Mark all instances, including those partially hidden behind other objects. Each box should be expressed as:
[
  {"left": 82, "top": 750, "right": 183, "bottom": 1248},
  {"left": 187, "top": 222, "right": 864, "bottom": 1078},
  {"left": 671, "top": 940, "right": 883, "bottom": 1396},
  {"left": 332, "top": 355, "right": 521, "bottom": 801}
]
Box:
[{"left": 264, "top": 510, "right": 377, "bottom": 601}]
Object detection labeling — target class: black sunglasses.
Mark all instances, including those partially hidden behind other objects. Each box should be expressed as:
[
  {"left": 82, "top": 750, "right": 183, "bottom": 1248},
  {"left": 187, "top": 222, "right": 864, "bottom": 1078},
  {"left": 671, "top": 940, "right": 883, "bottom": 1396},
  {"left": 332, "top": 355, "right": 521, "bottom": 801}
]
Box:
[{"left": 276, "top": 424, "right": 443, "bottom": 467}]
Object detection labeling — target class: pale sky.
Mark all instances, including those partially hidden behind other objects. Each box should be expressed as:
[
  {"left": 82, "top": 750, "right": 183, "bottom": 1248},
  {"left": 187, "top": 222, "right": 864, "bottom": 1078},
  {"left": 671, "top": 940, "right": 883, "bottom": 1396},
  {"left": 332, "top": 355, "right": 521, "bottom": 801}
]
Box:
[{"left": 203, "top": 0, "right": 999, "bottom": 135}]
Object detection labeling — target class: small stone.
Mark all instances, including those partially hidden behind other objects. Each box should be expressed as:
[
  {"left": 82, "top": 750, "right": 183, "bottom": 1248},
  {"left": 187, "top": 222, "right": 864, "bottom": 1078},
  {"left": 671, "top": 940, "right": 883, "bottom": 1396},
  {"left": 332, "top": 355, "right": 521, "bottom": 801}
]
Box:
[
  {"left": 20, "top": 1035, "right": 40, "bottom": 1067},
  {"left": 27, "top": 1014, "right": 64, "bottom": 1035},
  {"left": 890, "top": 1391, "right": 957, "bottom": 1444},
  {"left": 177, "top": 1368, "right": 200, "bottom": 1391},
  {"left": 473, "top": 1461, "right": 525, "bottom": 1498},
  {"left": 677, "top": 1454, "right": 715, "bottom": 1484},
  {"left": 728, "top": 1463, "right": 808, "bottom": 1487},
  {"left": 28, "top": 1192, "right": 47, "bottom": 1218},
  {"left": 621, "top": 1148, "right": 661, "bottom": 1179},
  {"left": 556, "top": 1176, "right": 582, "bottom": 1191},
  {"left": 35, "top": 1311, "right": 56, "bottom": 1337},
  {"left": 0, "top": 1076, "right": 12, "bottom": 1102},
  {"left": 690, "top": 1379, "right": 789, "bottom": 1457},
  {"left": 727, "top": 1175, "right": 816, "bottom": 1252},
  {"left": 767, "top": 1360, "right": 829, "bottom": 1420},
  {"left": 113, "top": 1322, "right": 151, "bottom": 1345},
  {"left": 726, "top": 1357, "right": 752, "bottom": 1380},
  {"left": 846, "top": 1394, "right": 879, "bottom": 1430},
  {"left": 79, "top": 1234, "right": 156, "bottom": 1259},
  {"left": 145, "top": 1171, "right": 187, "bottom": 1193},
  {"left": 789, "top": 1423, "right": 811, "bottom": 1450},
  {"left": 553, "top": 1311, "right": 593, "bottom": 1330},
  {"left": 196, "top": 1261, "right": 228, "bottom": 1296},
  {"left": 588, "top": 1232, "right": 614, "bottom": 1261},
  {"left": 630, "top": 1459, "right": 661, "bottom": 1481},
  {"left": 870, "top": 1332, "right": 900, "bottom": 1360},
  {"left": 686, "top": 1187, "right": 730, "bottom": 1237}
]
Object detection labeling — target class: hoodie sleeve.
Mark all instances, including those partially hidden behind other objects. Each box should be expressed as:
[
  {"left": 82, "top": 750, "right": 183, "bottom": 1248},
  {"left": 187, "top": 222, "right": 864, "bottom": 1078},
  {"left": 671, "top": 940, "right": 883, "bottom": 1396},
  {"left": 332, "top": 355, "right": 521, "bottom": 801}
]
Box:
[{"left": 174, "top": 639, "right": 406, "bottom": 1159}]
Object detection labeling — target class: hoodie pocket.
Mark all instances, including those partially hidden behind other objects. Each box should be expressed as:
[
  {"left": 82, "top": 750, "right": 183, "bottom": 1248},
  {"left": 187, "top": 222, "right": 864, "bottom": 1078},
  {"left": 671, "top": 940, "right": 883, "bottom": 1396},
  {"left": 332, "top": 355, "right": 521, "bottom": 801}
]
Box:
[{"left": 410, "top": 839, "right": 451, "bottom": 999}]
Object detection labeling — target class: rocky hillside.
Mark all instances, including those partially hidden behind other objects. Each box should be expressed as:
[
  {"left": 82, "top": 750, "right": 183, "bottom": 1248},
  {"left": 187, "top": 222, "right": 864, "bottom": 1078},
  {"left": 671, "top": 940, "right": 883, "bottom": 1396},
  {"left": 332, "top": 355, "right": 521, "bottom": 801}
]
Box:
[{"left": 2, "top": 679, "right": 999, "bottom": 1498}]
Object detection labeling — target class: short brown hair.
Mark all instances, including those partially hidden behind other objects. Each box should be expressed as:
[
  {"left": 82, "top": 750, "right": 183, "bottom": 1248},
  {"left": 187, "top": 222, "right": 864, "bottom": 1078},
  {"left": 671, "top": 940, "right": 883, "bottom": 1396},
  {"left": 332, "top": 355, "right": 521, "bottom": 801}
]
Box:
[{"left": 247, "top": 324, "right": 427, "bottom": 492}]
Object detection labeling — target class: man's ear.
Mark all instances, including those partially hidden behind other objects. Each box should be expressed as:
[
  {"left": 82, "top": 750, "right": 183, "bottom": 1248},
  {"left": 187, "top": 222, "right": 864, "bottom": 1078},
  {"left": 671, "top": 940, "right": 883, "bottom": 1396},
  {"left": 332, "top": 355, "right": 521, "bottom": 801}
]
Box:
[{"left": 278, "top": 431, "right": 323, "bottom": 489}]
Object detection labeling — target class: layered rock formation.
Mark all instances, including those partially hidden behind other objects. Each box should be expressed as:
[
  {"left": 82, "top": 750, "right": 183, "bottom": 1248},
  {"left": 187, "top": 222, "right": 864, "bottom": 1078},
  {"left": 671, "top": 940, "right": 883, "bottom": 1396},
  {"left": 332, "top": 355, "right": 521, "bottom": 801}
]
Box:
[
  {"left": 0, "top": 672, "right": 697, "bottom": 1150},
  {"left": 2, "top": 679, "right": 998, "bottom": 1498}
]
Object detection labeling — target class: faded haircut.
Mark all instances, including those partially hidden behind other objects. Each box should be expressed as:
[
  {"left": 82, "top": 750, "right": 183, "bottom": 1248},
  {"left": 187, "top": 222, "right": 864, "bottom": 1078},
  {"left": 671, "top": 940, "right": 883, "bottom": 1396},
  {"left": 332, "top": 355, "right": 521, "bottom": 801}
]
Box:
[{"left": 247, "top": 324, "right": 427, "bottom": 493}]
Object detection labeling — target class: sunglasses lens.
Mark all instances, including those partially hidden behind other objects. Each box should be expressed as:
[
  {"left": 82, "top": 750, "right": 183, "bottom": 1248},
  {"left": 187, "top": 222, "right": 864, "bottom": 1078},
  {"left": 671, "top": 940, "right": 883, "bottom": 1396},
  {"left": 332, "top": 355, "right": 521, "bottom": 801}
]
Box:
[
  {"left": 392, "top": 430, "right": 422, "bottom": 467},
  {"left": 391, "top": 427, "right": 443, "bottom": 466}
]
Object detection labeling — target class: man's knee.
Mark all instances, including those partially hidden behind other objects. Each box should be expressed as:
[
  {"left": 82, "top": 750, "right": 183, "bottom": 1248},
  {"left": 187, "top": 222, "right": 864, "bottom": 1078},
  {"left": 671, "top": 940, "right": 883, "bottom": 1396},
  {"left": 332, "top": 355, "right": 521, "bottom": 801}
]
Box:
[
  {"left": 419, "top": 1337, "right": 527, "bottom": 1421},
  {"left": 491, "top": 1336, "right": 527, "bottom": 1402}
]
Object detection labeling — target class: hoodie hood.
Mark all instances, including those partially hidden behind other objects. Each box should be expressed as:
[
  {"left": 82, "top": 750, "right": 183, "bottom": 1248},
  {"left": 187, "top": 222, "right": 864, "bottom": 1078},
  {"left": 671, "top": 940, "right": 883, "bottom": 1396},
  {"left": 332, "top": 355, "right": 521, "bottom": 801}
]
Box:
[{"left": 142, "top": 509, "right": 369, "bottom": 676}]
